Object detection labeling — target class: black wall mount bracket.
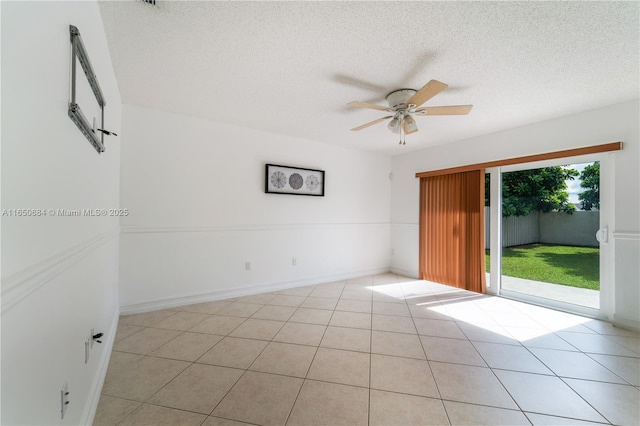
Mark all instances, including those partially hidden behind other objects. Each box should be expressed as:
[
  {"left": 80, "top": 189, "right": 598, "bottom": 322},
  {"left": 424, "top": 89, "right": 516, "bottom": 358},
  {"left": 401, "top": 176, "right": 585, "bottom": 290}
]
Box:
[{"left": 68, "top": 25, "right": 116, "bottom": 153}]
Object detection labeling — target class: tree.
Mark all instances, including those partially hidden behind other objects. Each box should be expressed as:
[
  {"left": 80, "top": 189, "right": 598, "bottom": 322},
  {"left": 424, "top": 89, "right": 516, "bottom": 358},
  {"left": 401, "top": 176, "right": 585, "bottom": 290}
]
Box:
[
  {"left": 485, "top": 167, "right": 578, "bottom": 217},
  {"left": 578, "top": 162, "right": 600, "bottom": 210}
]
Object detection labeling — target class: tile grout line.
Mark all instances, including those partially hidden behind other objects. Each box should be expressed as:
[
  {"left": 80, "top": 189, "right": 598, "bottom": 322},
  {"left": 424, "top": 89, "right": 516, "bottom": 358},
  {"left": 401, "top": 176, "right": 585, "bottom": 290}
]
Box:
[
  {"left": 368, "top": 276, "right": 374, "bottom": 426},
  {"left": 405, "top": 286, "right": 453, "bottom": 425},
  {"left": 117, "top": 309, "right": 216, "bottom": 406},
  {"left": 477, "top": 337, "right": 614, "bottom": 424},
  {"left": 558, "top": 376, "right": 616, "bottom": 425},
  {"left": 451, "top": 291, "right": 543, "bottom": 421},
  {"left": 119, "top": 294, "right": 291, "bottom": 423},
  {"left": 498, "top": 301, "right": 632, "bottom": 423},
  {"left": 584, "top": 352, "right": 638, "bottom": 386},
  {"left": 112, "top": 355, "right": 192, "bottom": 424},
  {"left": 466, "top": 337, "right": 529, "bottom": 419},
  {"left": 283, "top": 279, "right": 347, "bottom": 425},
  {"left": 204, "top": 294, "right": 305, "bottom": 422},
  {"left": 126, "top": 307, "right": 250, "bottom": 422}
]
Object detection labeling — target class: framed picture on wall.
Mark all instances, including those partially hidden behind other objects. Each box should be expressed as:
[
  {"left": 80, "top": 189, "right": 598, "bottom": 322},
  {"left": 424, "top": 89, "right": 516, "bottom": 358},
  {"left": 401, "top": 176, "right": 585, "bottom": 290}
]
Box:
[{"left": 265, "top": 164, "right": 325, "bottom": 196}]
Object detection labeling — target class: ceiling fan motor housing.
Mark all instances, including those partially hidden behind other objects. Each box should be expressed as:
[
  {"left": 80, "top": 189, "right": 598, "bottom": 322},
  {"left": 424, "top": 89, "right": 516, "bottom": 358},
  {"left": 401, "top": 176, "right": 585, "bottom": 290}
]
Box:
[{"left": 386, "top": 89, "right": 417, "bottom": 110}]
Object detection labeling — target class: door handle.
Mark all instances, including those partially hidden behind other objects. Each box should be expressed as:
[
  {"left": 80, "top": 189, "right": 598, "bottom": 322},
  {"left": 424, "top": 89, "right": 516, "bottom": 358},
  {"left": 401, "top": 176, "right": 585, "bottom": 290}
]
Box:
[{"left": 596, "top": 227, "right": 608, "bottom": 244}]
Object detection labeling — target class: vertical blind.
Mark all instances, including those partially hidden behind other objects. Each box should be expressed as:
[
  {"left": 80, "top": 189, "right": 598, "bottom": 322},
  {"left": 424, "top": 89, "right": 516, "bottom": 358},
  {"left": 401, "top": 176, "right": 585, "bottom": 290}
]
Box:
[{"left": 419, "top": 170, "right": 486, "bottom": 293}]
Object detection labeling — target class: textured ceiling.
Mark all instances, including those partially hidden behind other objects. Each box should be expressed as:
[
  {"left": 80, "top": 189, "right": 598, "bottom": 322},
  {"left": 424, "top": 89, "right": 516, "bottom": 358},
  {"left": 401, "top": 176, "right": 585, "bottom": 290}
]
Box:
[{"left": 98, "top": 1, "right": 639, "bottom": 155}]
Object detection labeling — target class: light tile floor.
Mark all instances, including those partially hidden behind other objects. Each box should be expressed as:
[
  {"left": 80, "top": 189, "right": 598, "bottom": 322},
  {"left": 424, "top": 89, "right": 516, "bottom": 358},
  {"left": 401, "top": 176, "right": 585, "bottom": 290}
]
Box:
[{"left": 94, "top": 274, "right": 640, "bottom": 425}]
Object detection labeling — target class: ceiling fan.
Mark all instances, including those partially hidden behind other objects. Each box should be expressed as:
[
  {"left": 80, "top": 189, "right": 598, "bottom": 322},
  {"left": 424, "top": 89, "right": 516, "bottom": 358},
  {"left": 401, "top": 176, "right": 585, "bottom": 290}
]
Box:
[{"left": 348, "top": 80, "right": 472, "bottom": 145}]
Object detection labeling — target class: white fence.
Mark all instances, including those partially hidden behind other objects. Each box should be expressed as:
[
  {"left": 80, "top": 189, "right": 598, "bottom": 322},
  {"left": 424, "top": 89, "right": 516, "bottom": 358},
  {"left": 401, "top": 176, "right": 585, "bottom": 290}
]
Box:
[{"left": 485, "top": 208, "right": 599, "bottom": 248}]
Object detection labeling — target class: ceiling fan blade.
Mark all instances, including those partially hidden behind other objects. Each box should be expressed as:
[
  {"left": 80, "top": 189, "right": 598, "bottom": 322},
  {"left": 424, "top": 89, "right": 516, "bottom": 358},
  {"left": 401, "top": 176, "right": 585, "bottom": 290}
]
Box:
[
  {"left": 351, "top": 115, "right": 393, "bottom": 131},
  {"left": 348, "top": 101, "right": 391, "bottom": 111},
  {"left": 406, "top": 80, "right": 448, "bottom": 108},
  {"left": 416, "top": 105, "right": 473, "bottom": 115}
]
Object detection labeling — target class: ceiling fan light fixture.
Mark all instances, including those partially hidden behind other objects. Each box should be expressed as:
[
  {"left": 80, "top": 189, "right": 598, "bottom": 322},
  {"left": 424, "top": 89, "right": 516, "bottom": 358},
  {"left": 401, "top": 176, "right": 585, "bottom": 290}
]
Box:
[
  {"left": 404, "top": 115, "right": 418, "bottom": 133},
  {"left": 387, "top": 117, "right": 400, "bottom": 133}
]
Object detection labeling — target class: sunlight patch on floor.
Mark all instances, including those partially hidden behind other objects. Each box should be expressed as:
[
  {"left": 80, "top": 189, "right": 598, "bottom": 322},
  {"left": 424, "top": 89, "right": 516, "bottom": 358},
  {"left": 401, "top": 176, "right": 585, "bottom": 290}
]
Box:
[{"left": 367, "top": 280, "right": 594, "bottom": 342}]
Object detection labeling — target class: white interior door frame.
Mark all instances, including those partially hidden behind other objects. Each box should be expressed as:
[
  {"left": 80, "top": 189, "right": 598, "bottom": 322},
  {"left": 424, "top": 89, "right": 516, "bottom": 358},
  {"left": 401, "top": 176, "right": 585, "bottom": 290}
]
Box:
[{"left": 486, "top": 166, "right": 502, "bottom": 295}]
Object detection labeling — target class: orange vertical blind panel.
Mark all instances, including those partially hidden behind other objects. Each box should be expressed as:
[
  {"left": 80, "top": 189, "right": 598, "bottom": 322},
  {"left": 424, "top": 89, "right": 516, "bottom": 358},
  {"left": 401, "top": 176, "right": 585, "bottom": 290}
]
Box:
[{"left": 419, "top": 170, "right": 486, "bottom": 293}]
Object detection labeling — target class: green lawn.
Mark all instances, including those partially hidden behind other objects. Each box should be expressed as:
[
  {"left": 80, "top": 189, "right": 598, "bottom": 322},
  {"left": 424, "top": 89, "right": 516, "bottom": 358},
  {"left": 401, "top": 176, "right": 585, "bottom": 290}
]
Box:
[{"left": 486, "top": 244, "right": 600, "bottom": 290}]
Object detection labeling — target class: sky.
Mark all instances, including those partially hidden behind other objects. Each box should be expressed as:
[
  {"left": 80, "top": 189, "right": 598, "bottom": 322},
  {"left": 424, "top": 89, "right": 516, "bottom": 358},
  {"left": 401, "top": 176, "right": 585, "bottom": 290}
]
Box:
[{"left": 564, "top": 162, "right": 595, "bottom": 209}]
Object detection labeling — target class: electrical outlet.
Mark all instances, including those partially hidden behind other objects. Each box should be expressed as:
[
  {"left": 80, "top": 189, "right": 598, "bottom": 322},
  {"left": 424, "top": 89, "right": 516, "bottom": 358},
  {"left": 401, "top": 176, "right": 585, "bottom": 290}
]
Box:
[
  {"left": 60, "top": 382, "right": 70, "bottom": 419},
  {"left": 245, "top": 261, "right": 251, "bottom": 270},
  {"left": 292, "top": 257, "right": 297, "bottom": 266}
]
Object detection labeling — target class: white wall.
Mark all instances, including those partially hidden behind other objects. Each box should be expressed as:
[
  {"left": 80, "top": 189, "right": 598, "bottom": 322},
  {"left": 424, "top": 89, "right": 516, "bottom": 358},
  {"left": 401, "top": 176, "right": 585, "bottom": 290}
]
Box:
[
  {"left": 119, "top": 104, "right": 391, "bottom": 311},
  {"left": 390, "top": 100, "right": 640, "bottom": 329},
  {"left": 1, "top": 1, "right": 121, "bottom": 424}
]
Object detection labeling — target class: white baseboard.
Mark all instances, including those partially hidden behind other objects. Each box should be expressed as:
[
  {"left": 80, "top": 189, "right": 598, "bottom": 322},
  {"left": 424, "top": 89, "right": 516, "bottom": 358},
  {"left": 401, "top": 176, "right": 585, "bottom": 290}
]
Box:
[
  {"left": 120, "top": 267, "right": 390, "bottom": 315},
  {"left": 389, "top": 267, "right": 418, "bottom": 279},
  {"left": 81, "top": 307, "right": 120, "bottom": 425},
  {"left": 612, "top": 313, "right": 640, "bottom": 333}
]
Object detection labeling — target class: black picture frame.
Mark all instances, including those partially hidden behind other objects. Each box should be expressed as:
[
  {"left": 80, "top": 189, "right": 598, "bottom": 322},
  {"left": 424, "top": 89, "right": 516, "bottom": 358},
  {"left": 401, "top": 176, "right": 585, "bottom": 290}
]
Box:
[{"left": 265, "top": 164, "right": 325, "bottom": 196}]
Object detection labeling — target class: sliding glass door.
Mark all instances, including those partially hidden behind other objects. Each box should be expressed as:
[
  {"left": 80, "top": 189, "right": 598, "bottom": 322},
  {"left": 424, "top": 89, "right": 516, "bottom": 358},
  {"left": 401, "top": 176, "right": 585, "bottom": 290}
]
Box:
[{"left": 487, "top": 154, "right": 612, "bottom": 319}]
